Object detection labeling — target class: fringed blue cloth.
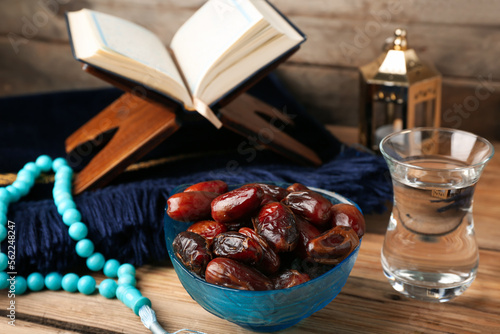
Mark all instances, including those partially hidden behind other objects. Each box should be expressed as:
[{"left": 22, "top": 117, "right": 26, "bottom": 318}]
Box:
[
  {"left": 7, "top": 148, "right": 391, "bottom": 275},
  {"left": 0, "top": 75, "right": 393, "bottom": 275}
]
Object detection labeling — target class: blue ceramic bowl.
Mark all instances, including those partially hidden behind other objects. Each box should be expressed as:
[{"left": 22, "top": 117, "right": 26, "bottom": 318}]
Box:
[{"left": 164, "top": 182, "right": 362, "bottom": 332}]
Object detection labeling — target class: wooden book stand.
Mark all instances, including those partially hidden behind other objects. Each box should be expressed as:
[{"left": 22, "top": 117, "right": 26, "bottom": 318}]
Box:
[{"left": 66, "top": 51, "right": 322, "bottom": 194}]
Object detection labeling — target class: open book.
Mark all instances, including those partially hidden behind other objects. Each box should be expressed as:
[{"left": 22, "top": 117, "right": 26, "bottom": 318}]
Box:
[{"left": 66, "top": 0, "right": 305, "bottom": 128}]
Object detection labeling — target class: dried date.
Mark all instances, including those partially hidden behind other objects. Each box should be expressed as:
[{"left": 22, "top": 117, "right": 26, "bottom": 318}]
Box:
[
  {"left": 239, "top": 227, "right": 280, "bottom": 275},
  {"left": 254, "top": 202, "right": 298, "bottom": 252},
  {"left": 272, "top": 269, "right": 311, "bottom": 289},
  {"left": 187, "top": 220, "right": 227, "bottom": 243},
  {"left": 212, "top": 232, "right": 263, "bottom": 265},
  {"left": 330, "top": 203, "right": 366, "bottom": 238},
  {"left": 294, "top": 215, "right": 321, "bottom": 259},
  {"left": 172, "top": 231, "right": 212, "bottom": 276},
  {"left": 184, "top": 180, "right": 228, "bottom": 194},
  {"left": 307, "top": 226, "right": 359, "bottom": 265},
  {"left": 282, "top": 191, "right": 332, "bottom": 226},
  {"left": 167, "top": 191, "right": 219, "bottom": 222},
  {"left": 211, "top": 186, "right": 263, "bottom": 224},
  {"left": 242, "top": 183, "right": 289, "bottom": 205},
  {"left": 286, "top": 183, "right": 310, "bottom": 192},
  {"left": 205, "top": 258, "right": 273, "bottom": 291}
]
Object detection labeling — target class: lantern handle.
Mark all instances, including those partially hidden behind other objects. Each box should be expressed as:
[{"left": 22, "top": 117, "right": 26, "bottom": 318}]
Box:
[{"left": 383, "top": 28, "right": 408, "bottom": 51}]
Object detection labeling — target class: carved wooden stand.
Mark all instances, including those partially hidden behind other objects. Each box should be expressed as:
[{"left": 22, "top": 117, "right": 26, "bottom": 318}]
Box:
[{"left": 66, "top": 51, "right": 321, "bottom": 194}]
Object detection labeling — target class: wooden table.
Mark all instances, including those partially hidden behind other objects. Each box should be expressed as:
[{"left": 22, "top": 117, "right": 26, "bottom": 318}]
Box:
[{"left": 1, "top": 128, "right": 499, "bottom": 334}]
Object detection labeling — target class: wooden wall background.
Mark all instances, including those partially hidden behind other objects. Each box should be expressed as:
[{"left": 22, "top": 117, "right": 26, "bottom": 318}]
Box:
[{"left": 1, "top": 0, "right": 499, "bottom": 141}]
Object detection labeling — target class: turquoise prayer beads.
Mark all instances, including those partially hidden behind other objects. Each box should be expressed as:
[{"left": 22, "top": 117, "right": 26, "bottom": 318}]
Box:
[{"left": 0, "top": 155, "right": 172, "bottom": 334}]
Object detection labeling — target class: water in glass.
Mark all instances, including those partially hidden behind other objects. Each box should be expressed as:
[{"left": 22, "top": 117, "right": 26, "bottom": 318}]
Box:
[
  {"left": 382, "top": 157, "right": 480, "bottom": 302},
  {"left": 380, "top": 128, "right": 494, "bottom": 302}
]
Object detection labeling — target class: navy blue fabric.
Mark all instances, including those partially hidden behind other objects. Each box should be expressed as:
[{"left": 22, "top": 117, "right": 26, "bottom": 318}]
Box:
[{"left": 0, "top": 75, "right": 392, "bottom": 275}]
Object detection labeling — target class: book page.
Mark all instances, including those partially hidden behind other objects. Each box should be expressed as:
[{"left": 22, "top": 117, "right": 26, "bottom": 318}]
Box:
[
  {"left": 67, "top": 10, "right": 103, "bottom": 60},
  {"left": 90, "top": 11, "right": 186, "bottom": 95},
  {"left": 170, "top": 0, "right": 264, "bottom": 97},
  {"left": 200, "top": 34, "right": 293, "bottom": 104}
]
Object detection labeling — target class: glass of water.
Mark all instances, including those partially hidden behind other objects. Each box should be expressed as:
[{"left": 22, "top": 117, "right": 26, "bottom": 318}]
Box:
[{"left": 380, "top": 127, "right": 494, "bottom": 302}]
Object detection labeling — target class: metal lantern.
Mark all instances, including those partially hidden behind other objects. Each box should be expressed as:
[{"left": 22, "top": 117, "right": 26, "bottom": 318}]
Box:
[{"left": 359, "top": 28, "right": 442, "bottom": 151}]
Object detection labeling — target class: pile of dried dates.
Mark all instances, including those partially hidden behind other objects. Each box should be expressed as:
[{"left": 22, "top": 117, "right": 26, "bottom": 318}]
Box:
[{"left": 167, "top": 181, "right": 364, "bottom": 291}]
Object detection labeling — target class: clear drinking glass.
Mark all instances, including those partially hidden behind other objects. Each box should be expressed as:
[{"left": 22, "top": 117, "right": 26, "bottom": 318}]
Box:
[{"left": 380, "top": 127, "right": 494, "bottom": 302}]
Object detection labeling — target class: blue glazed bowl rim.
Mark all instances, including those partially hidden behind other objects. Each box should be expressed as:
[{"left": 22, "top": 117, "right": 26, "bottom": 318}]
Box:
[{"left": 165, "top": 181, "right": 363, "bottom": 295}]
